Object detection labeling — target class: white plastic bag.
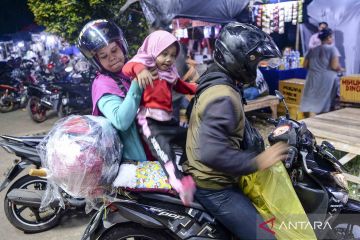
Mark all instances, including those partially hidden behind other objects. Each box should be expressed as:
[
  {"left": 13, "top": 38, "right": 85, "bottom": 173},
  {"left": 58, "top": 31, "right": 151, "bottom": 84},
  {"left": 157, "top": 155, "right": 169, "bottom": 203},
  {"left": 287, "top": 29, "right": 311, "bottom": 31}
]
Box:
[{"left": 37, "top": 115, "right": 123, "bottom": 209}]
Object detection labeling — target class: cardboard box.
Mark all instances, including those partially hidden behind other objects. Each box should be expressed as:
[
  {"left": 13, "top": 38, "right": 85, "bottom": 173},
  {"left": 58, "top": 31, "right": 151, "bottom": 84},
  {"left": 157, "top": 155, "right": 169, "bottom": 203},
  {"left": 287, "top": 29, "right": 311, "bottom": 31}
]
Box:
[
  {"left": 278, "top": 102, "right": 305, "bottom": 120},
  {"left": 340, "top": 75, "right": 360, "bottom": 103},
  {"left": 278, "top": 79, "right": 305, "bottom": 105}
]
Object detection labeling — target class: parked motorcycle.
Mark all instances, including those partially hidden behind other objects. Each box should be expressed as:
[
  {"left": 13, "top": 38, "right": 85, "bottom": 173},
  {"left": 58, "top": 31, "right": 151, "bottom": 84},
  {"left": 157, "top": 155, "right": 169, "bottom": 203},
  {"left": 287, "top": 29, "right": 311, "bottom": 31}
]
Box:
[
  {"left": 27, "top": 80, "right": 61, "bottom": 122},
  {"left": 0, "top": 58, "right": 35, "bottom": 112},
  {"left": 0, "top": 135, "right": 85, "bottom": 233},
  {"left": 27, "top": 62, "right": 93, "bottom": 122},
  {"left": 0, "top": 79, "right": 28, "bottom": 112},
  {"left": 57, "top": 59, "right": 94, "bottom": 117},
  {"left": 78, "top": 90, "right": 360, "bottom": 240}
]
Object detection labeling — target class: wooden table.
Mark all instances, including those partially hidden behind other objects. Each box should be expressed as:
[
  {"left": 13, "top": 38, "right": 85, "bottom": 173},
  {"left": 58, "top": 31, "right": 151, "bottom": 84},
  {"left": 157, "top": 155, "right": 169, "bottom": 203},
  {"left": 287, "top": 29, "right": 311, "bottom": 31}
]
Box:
[
  {"left": 301, "top": 108, "right": 360, "bottom": 184},
  {"left": 244, "top": 95, "right": 279, "bottom": 119}
]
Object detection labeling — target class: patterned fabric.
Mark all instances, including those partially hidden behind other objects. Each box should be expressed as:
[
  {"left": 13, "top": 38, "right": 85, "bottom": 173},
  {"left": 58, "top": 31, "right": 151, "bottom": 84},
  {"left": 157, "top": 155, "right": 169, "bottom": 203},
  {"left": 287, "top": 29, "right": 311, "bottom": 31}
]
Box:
[{"left": 136, "top": 161, "right": 172, "bottom": 189}]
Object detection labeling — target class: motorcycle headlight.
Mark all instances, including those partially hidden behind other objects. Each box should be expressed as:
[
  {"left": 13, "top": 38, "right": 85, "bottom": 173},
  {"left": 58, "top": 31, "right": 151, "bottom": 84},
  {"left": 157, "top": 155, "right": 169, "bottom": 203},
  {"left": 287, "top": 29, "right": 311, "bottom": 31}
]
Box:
[
  {"left": 62, "top": 98, "right": 69, "bottom": 105},
  {"left": 332, "top": 190, "right": 349, "bottom": 204},
  {"left": 331, "top": 172, "right": 349, "bottom": 190}
]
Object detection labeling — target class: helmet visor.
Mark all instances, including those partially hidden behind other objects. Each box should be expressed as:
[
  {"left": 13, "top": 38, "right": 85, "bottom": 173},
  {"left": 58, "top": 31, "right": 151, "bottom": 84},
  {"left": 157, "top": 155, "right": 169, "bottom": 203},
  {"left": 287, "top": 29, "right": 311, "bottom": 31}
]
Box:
[
  {"left": 253, "top": 37, "right": 281, "bottom": 59},
  {"left": 262, "top": 57, "right": 282, "bottom": 68}
]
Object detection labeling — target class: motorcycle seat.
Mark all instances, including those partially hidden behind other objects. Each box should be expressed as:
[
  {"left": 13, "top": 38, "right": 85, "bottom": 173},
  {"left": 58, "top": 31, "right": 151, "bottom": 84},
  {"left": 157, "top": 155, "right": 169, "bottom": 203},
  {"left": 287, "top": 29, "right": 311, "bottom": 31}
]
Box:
[
  {"left": 0, "top": 140, "right": 40, "bottom": 162},
  {"left": 1, "top": 135, "right": 45, "bottom": 147},
  {"left": 138, "top": 192, "right": 205, "bottom": 211}
]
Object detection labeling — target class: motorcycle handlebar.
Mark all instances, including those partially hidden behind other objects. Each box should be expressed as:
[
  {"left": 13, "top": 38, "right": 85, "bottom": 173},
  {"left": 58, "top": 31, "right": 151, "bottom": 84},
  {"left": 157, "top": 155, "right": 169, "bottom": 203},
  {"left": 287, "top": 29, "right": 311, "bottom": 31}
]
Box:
[
  {"left": 285, "top": 147, "right": 297, "bottom": 169},
  {"left": 266, "top": 118, "right": 278, "bottom": 126},
  {"left": 29, "top": 168, "right": 47, "bottom": 177}
]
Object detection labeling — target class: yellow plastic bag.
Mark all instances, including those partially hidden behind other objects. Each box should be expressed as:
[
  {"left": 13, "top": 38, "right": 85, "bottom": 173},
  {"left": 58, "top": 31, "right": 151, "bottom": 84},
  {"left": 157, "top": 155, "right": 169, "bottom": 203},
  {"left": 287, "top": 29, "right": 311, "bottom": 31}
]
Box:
[{"left": 239, "top": 162, "right": 317, "bottom": 240}]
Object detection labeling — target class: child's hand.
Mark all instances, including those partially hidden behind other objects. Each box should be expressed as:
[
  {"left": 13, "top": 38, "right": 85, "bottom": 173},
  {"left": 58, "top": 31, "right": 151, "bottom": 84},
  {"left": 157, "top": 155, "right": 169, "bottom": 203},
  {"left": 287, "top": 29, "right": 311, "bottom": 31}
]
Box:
[{"left": 136, "top": 69, "right": 154, "bottom": 89}]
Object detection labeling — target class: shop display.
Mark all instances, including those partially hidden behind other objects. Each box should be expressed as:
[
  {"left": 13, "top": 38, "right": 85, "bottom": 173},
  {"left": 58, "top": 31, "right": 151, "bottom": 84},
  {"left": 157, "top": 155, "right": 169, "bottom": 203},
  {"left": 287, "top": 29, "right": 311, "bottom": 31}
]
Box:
[{"left": 251, "top": 0, "right": 304, "bottom": 34}]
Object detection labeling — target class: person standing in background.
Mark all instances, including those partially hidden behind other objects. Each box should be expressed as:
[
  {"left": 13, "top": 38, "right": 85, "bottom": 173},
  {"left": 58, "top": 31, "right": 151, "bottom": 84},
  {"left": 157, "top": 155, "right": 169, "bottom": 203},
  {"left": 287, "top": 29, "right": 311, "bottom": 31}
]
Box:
[
  {"left": 301, "top": 28, "right": 343, "bottom": 116},
  {"left": 308, "top": 22, "right": 328, "bottom": 49}
]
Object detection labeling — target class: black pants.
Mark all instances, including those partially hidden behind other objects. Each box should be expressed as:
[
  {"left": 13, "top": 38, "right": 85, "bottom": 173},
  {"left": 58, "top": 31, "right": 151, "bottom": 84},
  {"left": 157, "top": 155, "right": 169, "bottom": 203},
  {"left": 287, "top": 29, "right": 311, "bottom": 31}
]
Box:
[{"left": 140, "top": 118, "right": 187, "bottom": 179}]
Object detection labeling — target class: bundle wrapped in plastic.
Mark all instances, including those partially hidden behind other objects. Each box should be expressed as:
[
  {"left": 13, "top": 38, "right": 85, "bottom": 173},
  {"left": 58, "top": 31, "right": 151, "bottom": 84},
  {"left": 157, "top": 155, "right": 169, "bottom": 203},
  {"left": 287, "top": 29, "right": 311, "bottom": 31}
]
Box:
[{"left": 37, "top": 115, "right": 123, "bottom": 209}]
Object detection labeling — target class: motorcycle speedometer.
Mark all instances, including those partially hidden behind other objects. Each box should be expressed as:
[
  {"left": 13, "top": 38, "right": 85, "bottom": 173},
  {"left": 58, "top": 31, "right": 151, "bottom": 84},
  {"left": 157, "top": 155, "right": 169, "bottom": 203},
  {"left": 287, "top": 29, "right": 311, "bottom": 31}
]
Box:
[
  {"left": 268, "top": 124, "right": 292, "bottom": 145},
  {"left": 272, "top": 125, "right": 290, "bottom": 137}
]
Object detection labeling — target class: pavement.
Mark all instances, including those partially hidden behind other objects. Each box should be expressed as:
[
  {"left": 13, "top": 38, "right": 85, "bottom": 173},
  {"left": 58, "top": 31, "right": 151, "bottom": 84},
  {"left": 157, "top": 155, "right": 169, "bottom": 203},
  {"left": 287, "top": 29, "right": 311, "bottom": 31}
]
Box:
[{"left": 0, "top": 109, "right": 92, "bottom": 240}]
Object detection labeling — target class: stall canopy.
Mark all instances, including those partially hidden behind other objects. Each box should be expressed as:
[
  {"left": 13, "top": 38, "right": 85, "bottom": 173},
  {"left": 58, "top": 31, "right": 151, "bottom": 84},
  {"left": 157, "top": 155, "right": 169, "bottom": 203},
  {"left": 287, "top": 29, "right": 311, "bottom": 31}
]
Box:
[{"left": 121, "top": 0, "right": 250, "bottom": 28}]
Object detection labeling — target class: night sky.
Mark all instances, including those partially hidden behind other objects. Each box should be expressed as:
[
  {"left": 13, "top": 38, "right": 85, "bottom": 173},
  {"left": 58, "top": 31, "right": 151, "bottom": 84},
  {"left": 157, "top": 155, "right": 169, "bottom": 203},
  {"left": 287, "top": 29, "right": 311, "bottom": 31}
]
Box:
[{"left": 0, "top": 0, "right": 35, "bottom": 35}]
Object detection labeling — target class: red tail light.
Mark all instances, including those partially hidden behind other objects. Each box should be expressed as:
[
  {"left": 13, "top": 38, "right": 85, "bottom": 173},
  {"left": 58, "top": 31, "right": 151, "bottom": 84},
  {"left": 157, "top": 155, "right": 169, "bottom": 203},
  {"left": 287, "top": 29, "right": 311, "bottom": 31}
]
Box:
[{"left": 47, "top": 63, "right": 54, "bottom": 70}]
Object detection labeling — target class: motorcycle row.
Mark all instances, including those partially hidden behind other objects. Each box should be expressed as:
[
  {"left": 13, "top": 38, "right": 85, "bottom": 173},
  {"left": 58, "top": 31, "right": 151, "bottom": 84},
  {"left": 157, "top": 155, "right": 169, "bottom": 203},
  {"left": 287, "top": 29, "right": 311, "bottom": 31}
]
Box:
[
  {"left": 0, "top": 88, "right": 360, "bottom": 239},
  {"left": 0, "top": 54, "right": 95, "bottom": 122}
]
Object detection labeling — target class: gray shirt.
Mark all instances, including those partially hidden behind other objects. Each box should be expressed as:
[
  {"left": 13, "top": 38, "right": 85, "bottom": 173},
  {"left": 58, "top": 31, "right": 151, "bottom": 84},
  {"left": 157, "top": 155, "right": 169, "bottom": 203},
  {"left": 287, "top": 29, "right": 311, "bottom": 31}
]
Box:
[{"left": 300, "top": 44, "right": 339, "bottom": 113}]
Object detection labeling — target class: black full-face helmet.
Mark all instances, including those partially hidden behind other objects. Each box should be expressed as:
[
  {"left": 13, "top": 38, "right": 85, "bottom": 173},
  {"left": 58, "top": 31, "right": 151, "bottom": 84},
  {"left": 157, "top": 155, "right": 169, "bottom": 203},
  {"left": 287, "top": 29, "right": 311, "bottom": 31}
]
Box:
[
  {"left": 214, "top": 22, "right": 281, "bottom": 84},
  {"left": 77, "top": 19, "right": 128, "bottom": 71}
]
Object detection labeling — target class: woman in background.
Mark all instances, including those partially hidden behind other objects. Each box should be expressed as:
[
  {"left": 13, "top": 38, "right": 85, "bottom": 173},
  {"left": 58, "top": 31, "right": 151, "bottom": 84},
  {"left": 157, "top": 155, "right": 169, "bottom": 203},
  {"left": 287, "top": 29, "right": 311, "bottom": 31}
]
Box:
[{"left": 300, "top": 28, "right": 343, "bottom": 116}]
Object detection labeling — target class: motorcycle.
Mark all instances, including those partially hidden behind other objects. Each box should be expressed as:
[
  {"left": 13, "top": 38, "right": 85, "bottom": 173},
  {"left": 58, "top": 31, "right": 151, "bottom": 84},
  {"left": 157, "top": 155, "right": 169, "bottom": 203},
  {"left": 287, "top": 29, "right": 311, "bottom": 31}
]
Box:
[
  {"left": 27, "top": 62, "right": 93, "bottom": 122},
  {"left": 27, "top": 79, "right": 62, "bottom": 122},
  {"left": 0, "top": 79, "right": 28, "bottom": 112},
  {"left": 55, "top": 65, "right": 93, "bottom": 118},
  {"left": 0, "top": 135, "right": 85, "bottom": 233},
  {"left": 0, "top": 58, "right": 35, "bottom": 112},
  {"left": 79, "top": 90, "right": 360, "bottom": 240}
]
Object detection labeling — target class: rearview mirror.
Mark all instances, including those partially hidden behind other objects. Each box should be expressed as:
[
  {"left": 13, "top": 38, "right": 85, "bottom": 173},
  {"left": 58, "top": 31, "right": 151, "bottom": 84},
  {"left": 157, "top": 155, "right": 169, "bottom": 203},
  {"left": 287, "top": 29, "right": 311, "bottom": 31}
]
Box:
[
  {"left": 275, "top": 90, "right": 285, "bottom": 101},
  {"left": 274, "top": 90, "right": 289, "bottom": 119}
]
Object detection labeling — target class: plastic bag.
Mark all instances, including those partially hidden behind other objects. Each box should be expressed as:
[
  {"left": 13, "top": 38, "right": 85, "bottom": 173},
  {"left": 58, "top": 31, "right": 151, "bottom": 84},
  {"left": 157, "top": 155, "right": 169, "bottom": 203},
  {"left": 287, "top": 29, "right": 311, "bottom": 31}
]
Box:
[
  {"left": 37, "top": 115, "right": 123, "bottom": 210},
  {"left": 239, "top": 162, "right": 317, "bottom": 240}
]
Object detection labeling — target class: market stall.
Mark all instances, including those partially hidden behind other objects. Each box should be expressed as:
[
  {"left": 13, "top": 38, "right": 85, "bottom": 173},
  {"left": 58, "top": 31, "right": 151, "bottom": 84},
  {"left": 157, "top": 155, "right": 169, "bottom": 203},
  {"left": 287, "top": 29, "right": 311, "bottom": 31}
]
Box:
[{"left": 172, "top": 18, "right": 221, "bottom": 64}]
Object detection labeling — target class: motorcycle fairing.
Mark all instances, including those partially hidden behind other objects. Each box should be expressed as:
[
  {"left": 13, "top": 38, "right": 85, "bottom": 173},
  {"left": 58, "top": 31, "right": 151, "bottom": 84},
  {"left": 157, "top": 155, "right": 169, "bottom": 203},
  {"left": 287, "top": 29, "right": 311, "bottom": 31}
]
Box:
[
  {"left": 0, "top": 160, "right": 29, "bottom": 192},
  {"left": 83, "top": 191, "right": 230, "bottom": 240},
  {"left": 341, "top": 199, "right": 360, "bottom": 214}
]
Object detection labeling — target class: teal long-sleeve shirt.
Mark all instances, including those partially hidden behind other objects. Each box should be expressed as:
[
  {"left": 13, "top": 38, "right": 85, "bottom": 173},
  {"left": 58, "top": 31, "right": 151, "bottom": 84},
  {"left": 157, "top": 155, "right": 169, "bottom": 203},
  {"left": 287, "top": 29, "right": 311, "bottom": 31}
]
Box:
[{"left": 97, "top": 81, "right": 147, "bottom": 162}]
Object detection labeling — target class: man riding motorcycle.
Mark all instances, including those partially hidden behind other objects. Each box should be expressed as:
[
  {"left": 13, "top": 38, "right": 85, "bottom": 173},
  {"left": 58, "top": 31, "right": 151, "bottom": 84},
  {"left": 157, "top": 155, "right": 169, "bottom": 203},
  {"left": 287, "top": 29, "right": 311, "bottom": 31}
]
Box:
[{"left": 183, "top": 22, "right": 289, "bottom": 239}]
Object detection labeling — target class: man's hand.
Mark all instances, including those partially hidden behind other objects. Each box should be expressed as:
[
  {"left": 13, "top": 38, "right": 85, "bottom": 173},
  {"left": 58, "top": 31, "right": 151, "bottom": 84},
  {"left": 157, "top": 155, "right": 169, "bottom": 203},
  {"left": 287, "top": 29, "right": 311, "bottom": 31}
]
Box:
[{"left": 255, "top": 142, "right": 289, "bottom": 170}]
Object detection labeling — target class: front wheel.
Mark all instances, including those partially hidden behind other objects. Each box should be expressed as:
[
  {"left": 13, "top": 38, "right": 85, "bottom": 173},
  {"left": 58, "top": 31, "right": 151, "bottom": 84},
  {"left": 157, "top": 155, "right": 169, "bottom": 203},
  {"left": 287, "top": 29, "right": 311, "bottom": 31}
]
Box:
[
  {"left": 4, "top": 175, "right": 64, "bottom": 233},
  {"left": 57, "top": 103, "right": 70, "bottom": 118},
  {"left": 27, "top": 96, "right": 47, "bottom": 122},
  {"left": 100, "top": 223, "right": 170, "bottom": 240},
  {"left": 0, "top": 91, "right": 15, "bottom": 112}
]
